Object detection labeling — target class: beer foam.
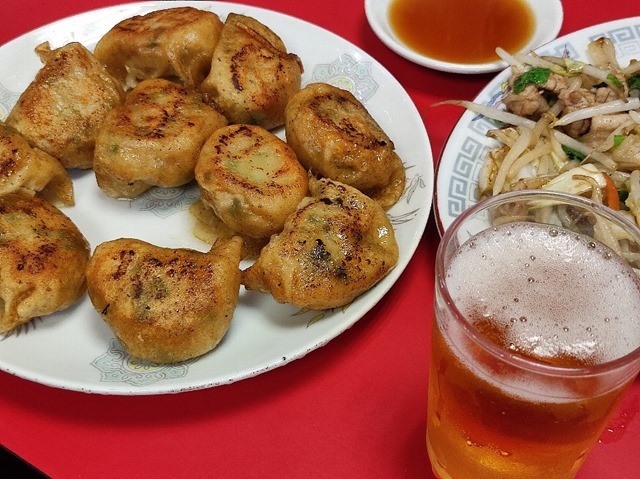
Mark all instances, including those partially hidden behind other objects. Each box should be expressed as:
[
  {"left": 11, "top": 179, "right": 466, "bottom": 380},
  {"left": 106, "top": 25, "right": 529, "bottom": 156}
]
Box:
[{"left": 446, "top": 222, "right": 640, "bottom": 365}]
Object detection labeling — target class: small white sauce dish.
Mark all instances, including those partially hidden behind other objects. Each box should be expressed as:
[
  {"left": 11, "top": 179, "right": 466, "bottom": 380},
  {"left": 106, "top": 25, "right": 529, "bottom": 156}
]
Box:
[{"left": 364, "top": 0, "right": 564, "bottom": 74}]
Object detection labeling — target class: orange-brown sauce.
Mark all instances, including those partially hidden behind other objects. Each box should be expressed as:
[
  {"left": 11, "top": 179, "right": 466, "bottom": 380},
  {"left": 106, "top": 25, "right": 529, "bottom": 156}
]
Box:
[{"left": 388, "top": 0, "right": 536, "bottom": 64}]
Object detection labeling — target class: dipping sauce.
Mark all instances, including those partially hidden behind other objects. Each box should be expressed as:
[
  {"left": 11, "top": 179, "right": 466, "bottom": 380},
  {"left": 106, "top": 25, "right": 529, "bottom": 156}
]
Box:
[{"left": 388, "top": 0, "right": 536, "bottom": 64}]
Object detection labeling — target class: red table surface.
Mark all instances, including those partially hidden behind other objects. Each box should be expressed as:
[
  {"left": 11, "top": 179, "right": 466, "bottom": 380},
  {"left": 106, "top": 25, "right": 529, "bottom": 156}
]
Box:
[{"left": 1, "top": 0, "right": 638, "bottom": 478}]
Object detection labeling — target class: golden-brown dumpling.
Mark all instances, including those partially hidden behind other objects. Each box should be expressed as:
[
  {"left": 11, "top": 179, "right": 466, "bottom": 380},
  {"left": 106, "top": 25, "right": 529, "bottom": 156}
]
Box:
[
  {"left": 0, "top": 194, "right": 90, "bottom": 333},
  {"left": 94, "top": 7, "right": 224, "bottom": 89},
  {"left": 242, "top": 177, "right": 399, "bottom": 310},
  {"left": 199, "top": 13, "right": 303, "bottom": 129},
  {"left": 5, "top": 42, "right": 125, "bottom": 169},
  {"left": 195, "top": 124, "right": 308, "bottom": 238},
  {"left": 86, "top": 236, "right": 244, "bottom": 364},
  {"left": 284, "top": 82, "right": 406, "bottom": 209},
  {"left": 0, "top": 121, "right": 74, "bottom": 206},
  {"left": 93, "top": 78, "right": 228, "bottom": 199}
]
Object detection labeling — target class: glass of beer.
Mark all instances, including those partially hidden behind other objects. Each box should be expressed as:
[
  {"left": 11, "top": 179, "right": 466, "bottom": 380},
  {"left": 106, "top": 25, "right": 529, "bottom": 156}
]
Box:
[{"left": 428, "top": 189, "right": 640, "bottom": 479}]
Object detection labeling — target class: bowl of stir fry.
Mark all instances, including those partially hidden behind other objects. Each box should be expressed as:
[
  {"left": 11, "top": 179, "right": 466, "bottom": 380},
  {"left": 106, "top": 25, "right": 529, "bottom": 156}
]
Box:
[{"left": 435, "top": 17, "right": 640, "bottom": 234}]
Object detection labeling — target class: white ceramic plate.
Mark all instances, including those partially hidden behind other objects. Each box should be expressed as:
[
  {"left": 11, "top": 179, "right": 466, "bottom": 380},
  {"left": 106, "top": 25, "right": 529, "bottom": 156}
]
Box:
[
  {"left": 435, "top": 16, "right": 640, "bottom": 233},
  {"left": 364, "top": 0, "right": 563, "bottom": 74},
  {"left": 0, "top": 1, "right": 433, "bottom": 394}
]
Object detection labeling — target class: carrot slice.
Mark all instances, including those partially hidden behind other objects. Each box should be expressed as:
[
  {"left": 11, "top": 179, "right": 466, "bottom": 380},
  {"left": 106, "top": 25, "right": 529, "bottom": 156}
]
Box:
[{"left": 603, "top": 173, "right": 620, "bottom": 210}]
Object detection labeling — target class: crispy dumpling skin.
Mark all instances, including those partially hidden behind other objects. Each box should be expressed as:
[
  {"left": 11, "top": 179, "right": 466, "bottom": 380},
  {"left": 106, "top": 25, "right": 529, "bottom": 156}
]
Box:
[
  {"left": 199, "top": 13, "right": 303, "bottom": 129},
  {"left": 93, "top": 78, "right": 228, "bottom": 199},
  {"left": 284, "top": 82, "right": 406, "bottom": 209},
  {"left": 86, "top": 236, "right": 244, "bottom": 363},
  {"left": 242, "top": 177, "right": 399, "bottom": 310},
  {"left": 0, "top": 121, "right": 74, "bottom": 206},
  {"left": 195, "top": 124, "right": 308, "bottom": 239},
  {"left": 0, "top": 194, "right": 90, "bottom": 333},
  {"left": 5, "top": 42, "right": 125, "bottom": 169},
  {"left": 94, "top": 7, "right": 223, "bottom": 89}
]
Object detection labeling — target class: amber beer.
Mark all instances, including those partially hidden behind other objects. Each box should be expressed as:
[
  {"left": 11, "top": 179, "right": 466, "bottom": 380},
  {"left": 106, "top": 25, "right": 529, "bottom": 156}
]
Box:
[{"left": 429, "top": 204, "right": 640, "bottom": 479}]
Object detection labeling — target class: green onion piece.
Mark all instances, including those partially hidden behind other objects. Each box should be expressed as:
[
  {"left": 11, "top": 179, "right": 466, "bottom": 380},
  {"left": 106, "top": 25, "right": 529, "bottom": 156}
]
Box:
[
  {"left": 562, "top": 145, "right": 586, "bottom": 161},
  {"left": 606, "top": 73, "right": 623, "bottom": 88},
  {"left": 564, "top": 59, "right": 585, "bottom": 74},
  {"left": 613, "top": 134, "right": 625, "bottom": 148},
  {"left": 512, "top": 68, "right": 552, "bottom": 94},
  {"left": 628, "top": 74, "right": 640, "bottom": 92}
]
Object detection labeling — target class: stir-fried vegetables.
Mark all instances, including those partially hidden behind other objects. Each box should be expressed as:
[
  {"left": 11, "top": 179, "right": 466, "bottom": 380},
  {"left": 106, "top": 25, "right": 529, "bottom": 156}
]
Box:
[{"left": 437, "top": 37, "right": 640, "bottom": 231}]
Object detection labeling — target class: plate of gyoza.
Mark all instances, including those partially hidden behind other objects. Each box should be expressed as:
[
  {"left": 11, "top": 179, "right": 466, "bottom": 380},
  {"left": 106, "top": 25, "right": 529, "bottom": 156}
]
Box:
[{"left": 0, "top": 2, "right": 433, "bottom": 394}]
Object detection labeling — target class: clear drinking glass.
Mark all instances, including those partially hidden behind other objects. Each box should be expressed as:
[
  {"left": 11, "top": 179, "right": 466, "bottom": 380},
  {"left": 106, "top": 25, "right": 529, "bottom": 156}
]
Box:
[{"left": 428, "top": 189, "right": 640, "bottom": 479}]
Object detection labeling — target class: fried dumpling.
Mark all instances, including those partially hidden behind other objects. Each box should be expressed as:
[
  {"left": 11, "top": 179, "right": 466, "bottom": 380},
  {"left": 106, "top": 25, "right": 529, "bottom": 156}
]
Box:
[
  {"left": 0, "top": 121, "right": 74, "bottom": 206},
  {"left": 93, "top": 78, "right": 228, "bottom": 199},
  {"left": 284, "top": 82, "right": 406, "bottom": 209},
  {"left": 195, "top": 124, "right": 308, "bottom": 239},
  {"left": 199, "top": 13, "right": 303, "bottom": 129},
  {"left": 242, "top": 177, "right": 399, "bottom": 310},
  {"left": 86, "top": 236, "right": 244, "bottom": 363},
  {"left": 0, "top": 194, "right": 90, "bottom": 333},
  {"left": 94, "top": 6, "right": 224, "bottom": 89},
  {"left": 5, "top": 42, "right": 125, "bottom": 169}
]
